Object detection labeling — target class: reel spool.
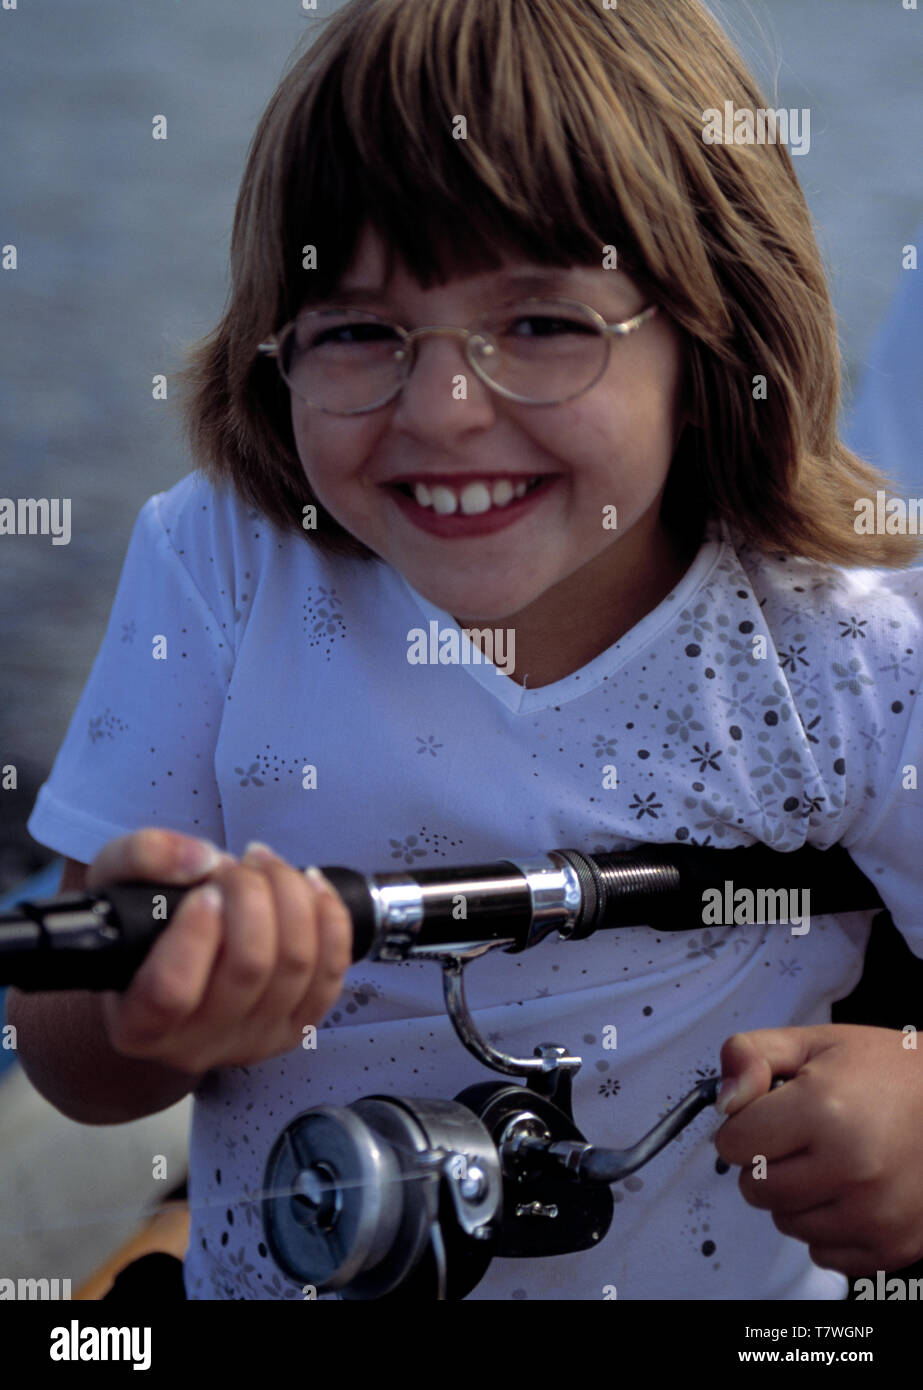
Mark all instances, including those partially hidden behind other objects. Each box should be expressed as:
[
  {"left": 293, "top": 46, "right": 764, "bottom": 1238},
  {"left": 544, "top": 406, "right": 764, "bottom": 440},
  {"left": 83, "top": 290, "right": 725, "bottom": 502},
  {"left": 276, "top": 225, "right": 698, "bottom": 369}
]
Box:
[
  {"left": 263, "top": 1096, "right": 502, "bottom": 1300},
  {"left": 262, "top": 1077, "right": 616, "bottom": 1299}
]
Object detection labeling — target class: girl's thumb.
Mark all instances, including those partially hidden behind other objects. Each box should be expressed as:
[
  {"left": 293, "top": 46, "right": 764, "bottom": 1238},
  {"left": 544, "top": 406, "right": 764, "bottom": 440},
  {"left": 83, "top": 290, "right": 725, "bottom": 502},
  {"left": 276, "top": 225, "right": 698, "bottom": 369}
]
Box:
[{"left": 714, "top": 1032, "right": 765, "bottom": 1115}]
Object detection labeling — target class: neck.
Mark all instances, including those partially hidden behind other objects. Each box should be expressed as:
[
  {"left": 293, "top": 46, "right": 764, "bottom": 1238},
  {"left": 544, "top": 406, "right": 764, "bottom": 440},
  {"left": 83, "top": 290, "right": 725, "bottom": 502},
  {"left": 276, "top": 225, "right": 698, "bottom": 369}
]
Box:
[{"left": 459, "top": 519, "right": 700, "bottom": 689}]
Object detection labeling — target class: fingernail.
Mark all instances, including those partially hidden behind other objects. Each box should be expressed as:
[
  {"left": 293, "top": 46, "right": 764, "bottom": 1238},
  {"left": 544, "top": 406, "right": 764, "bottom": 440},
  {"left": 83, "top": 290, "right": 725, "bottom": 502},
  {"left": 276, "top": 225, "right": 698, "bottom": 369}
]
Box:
[
  {"left": 188, "top": 882, "right": 223, "bottom": 912},
  {"left": 305, "top": 865, "right": 335, "bottom": 896},
  {"left": 714, "top": 1082, "right": 738, "bottom": 1116},
  {"left": 178, "top": 838, "right": 226, "bottom": 876},
  {"left": 242, "top": 840, "right": 277, "bottom": 866}
]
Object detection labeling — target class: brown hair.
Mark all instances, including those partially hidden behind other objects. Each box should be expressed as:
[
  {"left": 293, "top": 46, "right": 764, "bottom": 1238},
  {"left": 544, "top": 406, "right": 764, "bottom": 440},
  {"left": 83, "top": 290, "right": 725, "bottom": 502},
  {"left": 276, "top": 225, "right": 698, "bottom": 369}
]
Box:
[{"left": 174, "top": 0, "right": 921, "bottom": 566}]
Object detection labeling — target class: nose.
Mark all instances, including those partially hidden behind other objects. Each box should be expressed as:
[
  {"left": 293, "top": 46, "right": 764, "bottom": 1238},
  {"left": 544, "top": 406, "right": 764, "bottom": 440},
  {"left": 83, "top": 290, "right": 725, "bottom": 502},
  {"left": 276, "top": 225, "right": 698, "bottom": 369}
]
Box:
[{"left": 388, "top": 329, "right": 499, "bottom": 435}]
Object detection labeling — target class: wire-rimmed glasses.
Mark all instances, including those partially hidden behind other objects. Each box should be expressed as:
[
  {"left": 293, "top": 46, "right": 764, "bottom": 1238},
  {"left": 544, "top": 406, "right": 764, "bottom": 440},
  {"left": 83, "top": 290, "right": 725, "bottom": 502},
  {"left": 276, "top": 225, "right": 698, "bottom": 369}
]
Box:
[{"left": 257, "top": 298, "right": 658, "bottom": 415}]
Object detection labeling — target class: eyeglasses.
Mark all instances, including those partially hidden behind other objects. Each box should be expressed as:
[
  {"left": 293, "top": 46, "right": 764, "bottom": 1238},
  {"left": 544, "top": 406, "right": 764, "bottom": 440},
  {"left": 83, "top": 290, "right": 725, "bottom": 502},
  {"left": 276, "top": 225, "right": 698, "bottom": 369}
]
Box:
[{"left": 257, "top": 297, "right": 658, "bottom": 414}]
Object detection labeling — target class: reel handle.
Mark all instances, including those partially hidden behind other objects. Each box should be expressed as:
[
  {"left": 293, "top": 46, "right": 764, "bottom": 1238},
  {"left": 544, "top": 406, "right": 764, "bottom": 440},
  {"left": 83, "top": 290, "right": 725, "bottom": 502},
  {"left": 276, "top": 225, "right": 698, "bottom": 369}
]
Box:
[{"left": 517, "top": 1074, "right": 790, "bottom": 1185}]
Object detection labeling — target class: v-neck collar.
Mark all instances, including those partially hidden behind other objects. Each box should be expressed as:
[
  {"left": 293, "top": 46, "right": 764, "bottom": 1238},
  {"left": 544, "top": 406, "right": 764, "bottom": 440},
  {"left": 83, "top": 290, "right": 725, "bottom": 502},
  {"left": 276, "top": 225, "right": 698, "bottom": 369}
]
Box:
[{"left": 394, "top": 519, "right": 728, "bottom": 713}]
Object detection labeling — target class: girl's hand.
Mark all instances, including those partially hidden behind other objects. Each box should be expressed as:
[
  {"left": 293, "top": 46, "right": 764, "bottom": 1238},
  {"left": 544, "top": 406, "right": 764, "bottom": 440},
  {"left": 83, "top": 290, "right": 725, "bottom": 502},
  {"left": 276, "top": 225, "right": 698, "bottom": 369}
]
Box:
[
  {"left": 88, "top": 829, "right": 353, "bottom": 1076},
  {"left": 713, "top": 1024, "right": 923, "bottom": 1275}
]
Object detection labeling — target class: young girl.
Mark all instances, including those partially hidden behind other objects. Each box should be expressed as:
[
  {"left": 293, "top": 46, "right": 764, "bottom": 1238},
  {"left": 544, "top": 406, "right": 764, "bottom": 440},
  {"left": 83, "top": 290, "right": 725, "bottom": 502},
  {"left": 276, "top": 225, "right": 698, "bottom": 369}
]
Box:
[{"left": 13, "top": 0, "right": 923, "bottom": 1301}]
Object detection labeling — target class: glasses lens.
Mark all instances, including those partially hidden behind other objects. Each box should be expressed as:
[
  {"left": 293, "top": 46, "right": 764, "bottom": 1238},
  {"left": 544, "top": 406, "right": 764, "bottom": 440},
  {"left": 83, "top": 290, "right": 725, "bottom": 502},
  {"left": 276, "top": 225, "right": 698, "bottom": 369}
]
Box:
[
  {"left": 472, "top": 299, "right": 608, "bottom": 404},
  {"left": 281, "top": 308, "right": 406, "bottom": 412},
  {"left": 278, "top": 299, "right": 609, "bottom": 411}
]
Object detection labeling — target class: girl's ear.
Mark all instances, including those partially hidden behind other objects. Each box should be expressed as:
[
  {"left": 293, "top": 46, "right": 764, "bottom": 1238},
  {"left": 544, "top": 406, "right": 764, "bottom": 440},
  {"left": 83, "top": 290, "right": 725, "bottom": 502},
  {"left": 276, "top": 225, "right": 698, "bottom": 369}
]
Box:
[
  {"left": 678, "top": 370, "right": 703, "bottom": 431},
  {"left": 674, "top": 396, "right": 701, "bottom": 436}
]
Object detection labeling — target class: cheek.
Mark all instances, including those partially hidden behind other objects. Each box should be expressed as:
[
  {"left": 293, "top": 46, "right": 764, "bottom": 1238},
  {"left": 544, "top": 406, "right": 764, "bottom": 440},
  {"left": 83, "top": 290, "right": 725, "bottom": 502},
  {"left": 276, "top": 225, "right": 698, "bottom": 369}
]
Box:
[
  {"left": 291, "top": 410, "right": 357, "bottom": 487},
  {"left": 563, "top": 386, "right": 677, "bottom": 475},
  {"left": 290, "top": 406, "right": 314, "bottom": 473},
  {"left": 615, "top": 348, "right": 687, "bottom": 461}
]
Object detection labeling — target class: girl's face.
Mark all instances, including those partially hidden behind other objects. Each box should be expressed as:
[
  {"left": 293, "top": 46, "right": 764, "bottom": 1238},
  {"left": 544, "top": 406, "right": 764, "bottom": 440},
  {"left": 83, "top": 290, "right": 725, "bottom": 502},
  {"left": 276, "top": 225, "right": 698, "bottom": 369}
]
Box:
[{"left": 291, "top": 225, "right": 689, "bottom": 629}]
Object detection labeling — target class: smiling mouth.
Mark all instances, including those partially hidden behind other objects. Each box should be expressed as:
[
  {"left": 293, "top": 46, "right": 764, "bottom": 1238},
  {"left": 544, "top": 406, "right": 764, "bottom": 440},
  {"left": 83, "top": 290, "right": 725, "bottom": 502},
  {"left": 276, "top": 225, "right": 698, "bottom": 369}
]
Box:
[{"left": 390, "top": 475, "right": 548, "bottom": 516}]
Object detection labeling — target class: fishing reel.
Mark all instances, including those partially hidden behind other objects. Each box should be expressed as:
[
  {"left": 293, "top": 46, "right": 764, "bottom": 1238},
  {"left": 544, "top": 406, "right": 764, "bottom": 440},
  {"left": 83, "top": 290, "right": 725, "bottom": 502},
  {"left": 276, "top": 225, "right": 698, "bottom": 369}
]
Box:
[{"left": 262, "top": 940, "right": 723, "bottom": 1300}]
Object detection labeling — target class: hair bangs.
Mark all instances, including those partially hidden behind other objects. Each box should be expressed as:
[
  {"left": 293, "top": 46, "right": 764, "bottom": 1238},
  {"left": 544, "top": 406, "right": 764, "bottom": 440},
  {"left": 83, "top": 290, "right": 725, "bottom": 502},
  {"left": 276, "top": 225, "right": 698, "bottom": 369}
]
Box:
[{"left": 272, "top": 0, "right": 650, "bottom": 318}]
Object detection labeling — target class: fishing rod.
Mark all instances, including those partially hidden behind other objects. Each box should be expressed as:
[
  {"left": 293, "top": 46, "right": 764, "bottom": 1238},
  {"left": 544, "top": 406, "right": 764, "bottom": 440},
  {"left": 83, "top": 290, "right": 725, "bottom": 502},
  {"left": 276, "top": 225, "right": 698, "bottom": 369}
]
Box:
[
  {"left": 0, "top": 841, "right": 885, "bottom": 1299},
  {"left": 0, "top": 840, "right": 880, "bottom": 990}
]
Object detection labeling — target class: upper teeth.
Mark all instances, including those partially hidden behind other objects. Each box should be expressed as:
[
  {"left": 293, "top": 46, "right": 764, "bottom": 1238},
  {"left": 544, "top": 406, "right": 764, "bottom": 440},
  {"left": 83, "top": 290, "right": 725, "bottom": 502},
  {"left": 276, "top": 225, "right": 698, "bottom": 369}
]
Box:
[{"left": 411, "top": 477, "right": 539, "bottom": 516}]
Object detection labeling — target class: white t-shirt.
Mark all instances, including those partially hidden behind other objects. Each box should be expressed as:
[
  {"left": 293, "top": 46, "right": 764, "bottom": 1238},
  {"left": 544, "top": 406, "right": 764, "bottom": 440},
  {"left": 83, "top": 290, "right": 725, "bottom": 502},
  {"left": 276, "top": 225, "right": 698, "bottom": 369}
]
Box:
[{"left": 28, "top": 471, "right": 923, "bottom": 1301}]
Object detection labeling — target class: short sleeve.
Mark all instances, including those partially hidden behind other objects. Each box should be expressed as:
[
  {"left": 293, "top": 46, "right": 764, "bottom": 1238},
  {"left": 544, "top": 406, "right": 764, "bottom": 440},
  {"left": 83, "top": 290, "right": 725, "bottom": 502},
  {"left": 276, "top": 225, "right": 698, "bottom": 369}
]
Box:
[
  {"left": 27, "top": 488, "right": 235, "bottom": 864},
  {"left": 845, "top": 681, "right": 923, "bottom": 957}
]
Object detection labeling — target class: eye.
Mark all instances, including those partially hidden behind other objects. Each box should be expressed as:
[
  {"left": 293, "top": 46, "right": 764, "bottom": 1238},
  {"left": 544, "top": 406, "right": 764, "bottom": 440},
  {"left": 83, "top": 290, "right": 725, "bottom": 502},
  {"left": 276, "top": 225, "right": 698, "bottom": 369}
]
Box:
[
  {"left": 309, "top": 321, "right": 401, "bottom": 349},
  {"left": 505, "top": 313, "right": 596, "bottom": 338}
]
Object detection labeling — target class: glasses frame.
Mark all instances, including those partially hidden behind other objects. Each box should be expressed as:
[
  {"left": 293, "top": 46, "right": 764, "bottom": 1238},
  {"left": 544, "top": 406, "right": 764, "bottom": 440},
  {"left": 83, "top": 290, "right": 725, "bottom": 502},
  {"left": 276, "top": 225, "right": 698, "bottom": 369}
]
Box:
[{"left": 257, "top": 297, "right": 659, "bottom": 415}]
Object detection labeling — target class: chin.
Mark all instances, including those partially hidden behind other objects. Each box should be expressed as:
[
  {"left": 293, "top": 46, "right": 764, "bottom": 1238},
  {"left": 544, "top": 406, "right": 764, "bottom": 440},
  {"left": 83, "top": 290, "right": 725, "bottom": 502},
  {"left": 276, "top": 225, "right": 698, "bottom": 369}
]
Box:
[{"left": 429, "top": 588, "right": 527, "bottom": 623}]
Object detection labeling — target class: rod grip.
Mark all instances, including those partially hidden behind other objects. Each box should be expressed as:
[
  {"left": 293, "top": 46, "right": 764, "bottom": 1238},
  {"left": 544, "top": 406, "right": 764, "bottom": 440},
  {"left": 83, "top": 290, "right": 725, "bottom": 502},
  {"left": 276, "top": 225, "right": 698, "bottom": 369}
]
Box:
[
  {"left": 4, "top": 867, "right": 378, "bottom": 992},
  {"left": 104, "top": 867, "right": 378, "bottom": 978}
]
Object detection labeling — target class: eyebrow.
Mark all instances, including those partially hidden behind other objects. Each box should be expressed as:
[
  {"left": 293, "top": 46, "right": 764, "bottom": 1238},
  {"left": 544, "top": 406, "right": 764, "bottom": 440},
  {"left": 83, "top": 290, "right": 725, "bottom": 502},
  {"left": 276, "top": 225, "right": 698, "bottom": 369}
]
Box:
[{"left": 317, "top": 269, "right": 583, "bottom": 308}]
